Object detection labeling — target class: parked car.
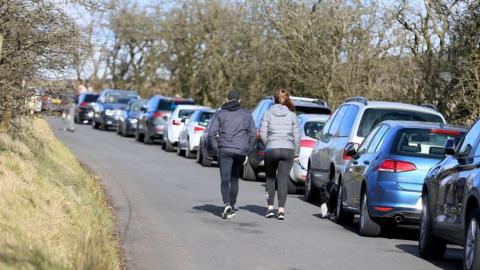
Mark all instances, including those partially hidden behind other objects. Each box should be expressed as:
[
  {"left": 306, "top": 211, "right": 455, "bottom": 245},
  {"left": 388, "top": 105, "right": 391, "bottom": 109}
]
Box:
[
  {"left": 420, "top": 119, "right": 480, "bottom": 269},
  {"left": 178, "top": 108, "right": 215, "bottom": 158},
  {"left": 92, "top": 89, "right": 139, "bottom": 130},
  {"left": 243, "top": 96, "right": 332, "bottom": 180},
  {"left": 116, "top": 99, "right": 147, "bottom": 137},
  {"left": 305, "top": 97, "right": 446, "bottom": 204},
  {"left": 197, "top": 119, "right": 218, "bottom": 167},
  {"left": 288, "top": 114, "right": 329, "bottom": 193},
  {"left": 337, "top": 121, "right": 465, "bottom": 237},
  {"left": 136, "top": 96, "right": 195, "bottom": 144},
  {"left": 74, "top": 92, "right": 99, "bottom": 124},
  {"left": 163, "top": 105, "right": 207, "bottom": 152}
]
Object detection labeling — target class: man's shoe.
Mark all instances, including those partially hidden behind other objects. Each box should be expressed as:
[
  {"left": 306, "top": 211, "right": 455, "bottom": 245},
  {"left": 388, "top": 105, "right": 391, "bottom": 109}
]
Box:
[
  {"left": 222, "top": 205, "right": 232, "bottom": 219},
  {"left": 265, "top": 209, "right": 275, "bottom": 218},
  {"left": 227, "top": 208, "right": 236, "bottom": 219},
  {"left": 277, "top": 211, "right": 285, "bottom": 220}
]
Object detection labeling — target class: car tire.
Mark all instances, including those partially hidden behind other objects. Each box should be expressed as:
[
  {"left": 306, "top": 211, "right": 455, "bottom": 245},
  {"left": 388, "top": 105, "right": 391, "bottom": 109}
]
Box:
[
  {"left": 334, "top": 183, "right": 355, "bottom": 224},
  {"left": 164, "top": 137, "right": 175, "bottom": 152},
  {"left": 185, "top": 139, "right": 196, "bottom": 159},
  {"left": 196, "top": 143, "right": 203, "bottom": 164},
  {"left": 201, "top": 149, "right": 213, "bottom": 167},
  {"left": 116, "top": 123, "right": 121, "bottom": 135},
  {"left": 287, "top": 177, "right": 297, "bottom": 194},
  {"left": 92, "top": 120, "right": 100, "bottom": 129},
  {"left": 241, "top": 159, "right": 257, "bottom": 181},
  {"left": 359, "top": 191, "right": 382, "bottom": 237},
  {"left": 135, "top": 130, "right": 144, "bottom": 142},
  {"left": 177, "top": 143, "right": 185, "bottom": 156},
  {"left": 304, "top": 166, "right": 319, "bottom": 202},
  {"left": 464, "top": 208, "right": 480, "bottom": 270},
  {"left": 418, "top": 193, "right": 447, "bottom": 259}
]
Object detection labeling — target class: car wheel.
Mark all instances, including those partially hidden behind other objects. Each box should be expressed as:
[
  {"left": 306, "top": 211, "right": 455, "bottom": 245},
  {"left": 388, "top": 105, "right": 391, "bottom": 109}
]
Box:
[
  {"left": 177, "top": 143, "right": 185, "bottom": 156},
  {"left": 287, "top": 177, "right": 297, "bottom": 194},
  {"left": 359, "top": 191, "right": 381, "bottom": 237},
  {"left": 418, "top": 193, "right": 447, "bottom": 259},
  {"left": 196, "top": 143, "right": 203, "bottom": 164},
  {"left": 201, "top": 148, "right": 213, "bottom": 167},
  {"left": 122, "top": 124, "right": 127, "bottom": 137},
  {"left": 304, "top": 166, "right": 319, "bottom": 202},
  {"left": 185, "top": 139, "right": 196, "bottom": 159},
  {"left": 92, "top": 120, "right": 100, "bottom": 129},
  {"left": 241, "top": 159, "right": 257, "bottom": 181},
  {"left": 464, "top": 208, "right": 480, "bottom": 270},
  {"left": 334, "top": 182, "right": 354, "bottom": 224},
  {"left": 116, "top": 123, "right": 121, "bottom": 135},
  {"left": 164, "top": 137, "right": 175, "bottom": 152},
  {"left": 135, "top": 129, "right": 144, "bottom": 142}
]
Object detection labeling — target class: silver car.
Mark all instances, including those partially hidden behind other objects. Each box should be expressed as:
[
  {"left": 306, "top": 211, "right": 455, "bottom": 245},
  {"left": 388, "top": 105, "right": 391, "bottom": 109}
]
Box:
[
  {"left": 288, "top": 114, "right": 329, "bottom": 193},
  {"left": 305, "top": 97, "right": 446, "bottom": 206}
]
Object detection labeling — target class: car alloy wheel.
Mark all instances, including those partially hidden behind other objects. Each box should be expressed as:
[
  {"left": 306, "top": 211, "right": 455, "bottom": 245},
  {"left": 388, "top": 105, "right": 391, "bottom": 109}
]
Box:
[{"left": 465, "top": 209, "right": 480, "bottom": 270}]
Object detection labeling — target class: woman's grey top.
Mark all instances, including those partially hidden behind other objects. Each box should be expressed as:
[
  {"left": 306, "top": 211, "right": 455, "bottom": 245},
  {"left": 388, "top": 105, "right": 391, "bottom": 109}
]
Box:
[{"left": 260, "top": 104, "right": 300, "bottom": 156}]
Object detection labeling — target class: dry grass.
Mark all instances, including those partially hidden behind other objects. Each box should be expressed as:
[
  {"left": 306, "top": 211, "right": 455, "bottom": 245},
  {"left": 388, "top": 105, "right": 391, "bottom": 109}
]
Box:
[{"left": 0, "top": 118, "right": 121, "bottom": 270}]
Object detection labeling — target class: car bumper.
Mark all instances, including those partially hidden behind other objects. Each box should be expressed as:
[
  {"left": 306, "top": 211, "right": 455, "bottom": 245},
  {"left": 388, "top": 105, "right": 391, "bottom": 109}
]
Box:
[
  {"left": 78, "top": 110, "right": 94, "bottom": 121},
  {"left": 368, "top": 181, "right": 422, "bottom": 223},
  {"left": 103, "top": 115, "right": 119, "bottom": 127}
]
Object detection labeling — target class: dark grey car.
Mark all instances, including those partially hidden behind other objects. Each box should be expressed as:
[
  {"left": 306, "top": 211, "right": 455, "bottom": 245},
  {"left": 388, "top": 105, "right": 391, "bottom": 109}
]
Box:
[
  {"left": 116, "top": 99, "right": 147, "bottom": 137},
  {"left": 420, "top": 119, "right": 480, "bottom": 270}
]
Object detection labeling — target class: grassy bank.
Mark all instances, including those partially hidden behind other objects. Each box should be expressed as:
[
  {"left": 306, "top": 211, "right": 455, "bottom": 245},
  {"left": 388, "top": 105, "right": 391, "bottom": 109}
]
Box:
[{"left": 0, "top": 118, "right": 121, "bottom": 269}]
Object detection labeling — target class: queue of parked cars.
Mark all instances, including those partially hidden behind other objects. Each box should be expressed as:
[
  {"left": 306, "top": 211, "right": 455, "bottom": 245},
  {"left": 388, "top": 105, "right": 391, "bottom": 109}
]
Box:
[{"left": 76, "top": 90, "right": 479, "bottom": 270}]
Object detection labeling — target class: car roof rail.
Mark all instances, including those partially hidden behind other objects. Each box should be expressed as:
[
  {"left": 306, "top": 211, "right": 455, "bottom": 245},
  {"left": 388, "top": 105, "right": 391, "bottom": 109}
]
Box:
[
  {"left": 420, "top": 103, "right": 439, "bottom": 112},
  {"left": 345, "top": 96, "right": 368, "bottom": 105},
  {"left": 312, "top": 99, "right": 328, "bottom": 107}
]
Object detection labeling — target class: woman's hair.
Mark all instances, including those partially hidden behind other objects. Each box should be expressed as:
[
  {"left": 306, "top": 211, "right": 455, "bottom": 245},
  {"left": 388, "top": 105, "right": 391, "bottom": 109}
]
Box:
[{"left": 274, "top": 88, "right": 295, "bottom": 112}]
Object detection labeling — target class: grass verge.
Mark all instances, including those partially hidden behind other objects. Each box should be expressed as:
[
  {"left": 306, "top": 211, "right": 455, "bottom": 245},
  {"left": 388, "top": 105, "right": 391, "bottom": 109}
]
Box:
[{"left": 0, "top": 118, "right": 121, "bottom": 269}]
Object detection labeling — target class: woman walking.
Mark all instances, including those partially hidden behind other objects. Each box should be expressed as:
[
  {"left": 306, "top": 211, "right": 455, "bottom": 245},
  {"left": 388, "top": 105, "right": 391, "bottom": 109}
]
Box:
[{"left": 260, "top": 88, "right": 300, "bottom": 220}]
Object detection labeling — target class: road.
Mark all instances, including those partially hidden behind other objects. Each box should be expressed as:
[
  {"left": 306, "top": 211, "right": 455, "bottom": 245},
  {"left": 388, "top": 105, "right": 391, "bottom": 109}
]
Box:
[{"left": 49, "top": 117, "right": 463, "bottom": 270}]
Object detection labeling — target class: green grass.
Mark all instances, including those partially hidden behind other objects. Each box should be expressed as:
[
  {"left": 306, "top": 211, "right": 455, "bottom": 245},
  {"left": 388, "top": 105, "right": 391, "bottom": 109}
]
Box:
[{"left": 0, "top": 118, "right": 121, "bottom": 270}]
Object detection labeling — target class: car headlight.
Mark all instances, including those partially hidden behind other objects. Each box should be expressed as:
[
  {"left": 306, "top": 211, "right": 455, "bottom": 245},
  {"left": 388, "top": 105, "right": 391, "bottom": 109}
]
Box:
[
  {"left": 105, "top": 109, "right": 114, "bottom": 116},
  {"left": 129, "top": 119, "right": 138, "bottom": 124},
  {"left": 113, "top": 110, "right": 122, "bottom": 119}
]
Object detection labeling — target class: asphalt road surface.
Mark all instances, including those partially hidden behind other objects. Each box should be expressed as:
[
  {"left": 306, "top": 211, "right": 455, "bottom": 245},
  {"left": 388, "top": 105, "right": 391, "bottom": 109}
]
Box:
[{"left": 49, "top": 117, "right": 464, "bottom": 270}]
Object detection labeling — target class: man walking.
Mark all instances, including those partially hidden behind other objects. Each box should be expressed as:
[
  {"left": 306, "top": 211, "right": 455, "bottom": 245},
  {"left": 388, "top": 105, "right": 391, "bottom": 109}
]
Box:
[{"left": 208, "top": 90, "right": 256, "bottom": 219}]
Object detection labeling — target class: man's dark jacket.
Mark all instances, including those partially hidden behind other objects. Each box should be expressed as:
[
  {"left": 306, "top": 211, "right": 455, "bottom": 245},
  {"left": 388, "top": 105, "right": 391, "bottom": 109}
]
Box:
[{"left": 208, "top": 100, "right": 256, "bottom": 156}]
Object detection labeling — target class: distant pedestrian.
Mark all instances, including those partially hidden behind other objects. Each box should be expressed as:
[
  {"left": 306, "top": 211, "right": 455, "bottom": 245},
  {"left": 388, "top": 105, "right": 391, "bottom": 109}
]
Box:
[
  {"left": 260, "top": 88, "right": 300, "bottom": 220},
  {"left": 62, "top": 93, "right": 76, "bottom": 132},
  {"left": 208, "top": 90, "right": 256, "bottom": 219}
]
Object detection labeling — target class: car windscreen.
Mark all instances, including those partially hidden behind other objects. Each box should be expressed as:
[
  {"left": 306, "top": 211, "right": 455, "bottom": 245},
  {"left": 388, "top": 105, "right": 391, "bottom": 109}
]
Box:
[
  {"left": 105, "top": 93, "right": 137, "bottom": 104},
  {"left": 393, "top": 129, "right": 464, "bottom": 159},
  {"left": 357, "top": 109, "right": 444, "bottom": 137},
  {"left": 304, "top": 121, "right": 325, "bottom": 139},
  {"left": 158, "top": 99, "right": 195, "bottom": 111},
  {"left": 178, "top": 109, "right": 195, "bottom": 119},
  {"left": 295, "top": 106, "right": 331, "bottom": 115},
  {"left": 83, "top": 94, "right": 98, "bottom": 103},
  {"left": 199, "top": 112, "right": 214, "bottom": 123}
]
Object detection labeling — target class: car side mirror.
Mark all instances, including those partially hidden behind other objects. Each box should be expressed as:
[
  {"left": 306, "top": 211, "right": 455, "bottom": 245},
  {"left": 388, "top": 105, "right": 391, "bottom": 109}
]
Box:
[
  {"left": 345, "top": 143, "right": 358, "bottom": 158},
  {"left": 444, "top": 138, "right": 457, "bottom": 156}
]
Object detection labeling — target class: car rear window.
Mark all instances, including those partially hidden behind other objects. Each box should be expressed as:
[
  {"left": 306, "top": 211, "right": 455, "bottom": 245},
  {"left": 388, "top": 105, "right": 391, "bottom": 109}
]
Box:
[
  {"left": 178, "top": 109, "right": 195, "bottom": 119},
  {"left": 83, "top": 94, "right": 98, "bottom": 103},
  {"left": 357, "top": 109, "right": 444, "bottom": 137},
  {"left": 393, "top": 129, "right": 464, "bottom": 159},
  {"left": 158, "top": 99, "right": 195, "bottom": 111},
  {"left": 304, "top": 121, "right": 325, "bottom": 139},
  {"left": 295, "top": 106, "right": 331, "bottom": 115},
  {"left": 105, "top": 93, "right": 137, "bottom": 104}
]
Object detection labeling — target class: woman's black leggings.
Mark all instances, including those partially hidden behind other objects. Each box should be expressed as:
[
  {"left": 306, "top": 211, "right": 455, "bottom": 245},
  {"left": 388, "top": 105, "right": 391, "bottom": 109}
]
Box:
[{"left": 265, "top": 148, "right": 294, "bottom": 208}]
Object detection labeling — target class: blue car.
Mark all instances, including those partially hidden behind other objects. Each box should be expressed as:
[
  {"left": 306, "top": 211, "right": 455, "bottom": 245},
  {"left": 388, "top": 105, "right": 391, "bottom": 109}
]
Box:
[
  {"left": 116, "top": 99, "right": 147, "bottom": 137},
  {"left": 92, "top": 89, "right": 140, "bottom": 130},
  {"left": 337, "top": 121, "right": 465, "bottom": 236}
]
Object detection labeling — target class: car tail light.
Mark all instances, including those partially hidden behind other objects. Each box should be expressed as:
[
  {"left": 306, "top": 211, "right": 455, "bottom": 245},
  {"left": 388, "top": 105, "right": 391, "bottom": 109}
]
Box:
[
  {"left": 300, "top": 139, "right": 316, "bottom": 148},
  {"left": 378, "top": 159, "right": 416, "bottom": 173},
  {"left": 153, "top": 112, "right": 166, "bottom": 118},
  {"left": 194, "top": 126, "right": 206, "bottom": 133},
  {"left": 172, "top": 119, "right": 181, "bottom": 126},
  {"left": 343, "top": 143, "right": 358, "bottom": 160},
  {"left": 80, "top": 102, "right": 88, "bottom": 108},
  {"left": 430, "top": 129, "right": 462, "bottom": 136}
]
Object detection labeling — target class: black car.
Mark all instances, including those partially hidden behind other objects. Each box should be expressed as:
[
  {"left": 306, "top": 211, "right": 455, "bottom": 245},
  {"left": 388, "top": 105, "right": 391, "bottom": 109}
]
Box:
[
  {"left": 92, "top": 89, "right": 140, "bottom": 130},
  {"left": 420, "top": 119, "right": 480, "bottom": 270},
  {"left": 136, "top": 95, "right": 195, "bottom": 144},
  {"left": 74, "top": 92, "right": 98, "bottom": 124},
  {"left": 116, "top": 99, "right": 147, "bottom": 137},
  {"left": 242, "top": 96, "right": 331, "bottom": 180},
  {"left": 196, "top": 119, "right": 218, "bottom": 167}
]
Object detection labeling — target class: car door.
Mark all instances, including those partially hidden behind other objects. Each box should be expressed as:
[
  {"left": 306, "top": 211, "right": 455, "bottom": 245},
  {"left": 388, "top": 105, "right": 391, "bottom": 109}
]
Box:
[
  {"left": 433, "top": 120, "right": 480, "bottom": 234},
  {"left": 310, "top": 108, "right": 336, "bottom": 174},
  {"left": 316, "top": 105, "right": 349, "bottom": 182}
]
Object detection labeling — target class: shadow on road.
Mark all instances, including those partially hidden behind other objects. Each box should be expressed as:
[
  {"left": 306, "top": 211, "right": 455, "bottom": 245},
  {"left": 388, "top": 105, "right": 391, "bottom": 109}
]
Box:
[
  {"left": 192, "top": 204, "right": 223, "bottom": 217},
  {"left": 396, "top": 244, "right": 463, "bottom": 270},
  {"left": 239, "top": 205, "right": 266, "bottom": 217}
]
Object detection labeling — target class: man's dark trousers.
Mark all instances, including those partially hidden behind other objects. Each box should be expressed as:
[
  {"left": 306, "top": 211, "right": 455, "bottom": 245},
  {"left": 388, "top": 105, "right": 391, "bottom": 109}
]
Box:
[{"left": 219, "top": 151, "right": 245, "bottom": 208}]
